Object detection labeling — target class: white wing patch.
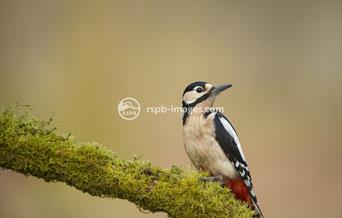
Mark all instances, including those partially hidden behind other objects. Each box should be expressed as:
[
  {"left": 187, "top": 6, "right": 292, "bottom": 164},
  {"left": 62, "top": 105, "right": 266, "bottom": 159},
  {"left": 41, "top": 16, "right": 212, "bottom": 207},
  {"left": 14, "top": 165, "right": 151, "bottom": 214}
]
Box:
[{"left": 218, "top": 117, "right": 247, "bottom": 161}]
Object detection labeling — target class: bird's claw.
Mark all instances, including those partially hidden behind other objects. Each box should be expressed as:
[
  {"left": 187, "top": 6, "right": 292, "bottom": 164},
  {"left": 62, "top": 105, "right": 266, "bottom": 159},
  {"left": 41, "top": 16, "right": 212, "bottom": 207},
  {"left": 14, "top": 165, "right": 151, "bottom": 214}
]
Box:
[{"left": 199, "top": 176, "right": 224, "bottom": 185}]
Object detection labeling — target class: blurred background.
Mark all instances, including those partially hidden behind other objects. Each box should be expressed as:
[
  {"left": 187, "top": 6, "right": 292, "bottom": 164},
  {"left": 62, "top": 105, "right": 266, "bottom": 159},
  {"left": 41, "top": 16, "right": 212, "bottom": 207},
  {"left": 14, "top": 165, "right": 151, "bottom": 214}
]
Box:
[{"left": 0, "top": 0, "right": 341, "bottom": 217}]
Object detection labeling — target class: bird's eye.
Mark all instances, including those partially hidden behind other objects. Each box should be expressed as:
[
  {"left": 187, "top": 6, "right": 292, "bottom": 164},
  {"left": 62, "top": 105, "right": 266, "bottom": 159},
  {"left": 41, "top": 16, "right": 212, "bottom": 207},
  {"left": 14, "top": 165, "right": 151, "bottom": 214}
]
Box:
[{"left": 195, "top": 87, "right": 204, "bottom": 93}]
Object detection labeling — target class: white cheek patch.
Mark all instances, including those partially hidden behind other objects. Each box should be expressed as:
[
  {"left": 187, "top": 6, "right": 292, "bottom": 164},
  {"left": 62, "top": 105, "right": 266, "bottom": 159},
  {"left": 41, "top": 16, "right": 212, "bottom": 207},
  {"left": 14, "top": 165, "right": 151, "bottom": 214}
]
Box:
[{"left": 183, "top": 90, "right": 206, "bottom": 104}]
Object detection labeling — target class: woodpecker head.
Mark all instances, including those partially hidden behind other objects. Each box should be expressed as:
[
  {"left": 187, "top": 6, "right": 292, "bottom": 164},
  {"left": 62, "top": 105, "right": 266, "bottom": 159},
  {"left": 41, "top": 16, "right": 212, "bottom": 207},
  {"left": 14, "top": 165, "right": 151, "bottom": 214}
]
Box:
[{"left": 182, "top": 81, "right": 232, "bottom": 108}]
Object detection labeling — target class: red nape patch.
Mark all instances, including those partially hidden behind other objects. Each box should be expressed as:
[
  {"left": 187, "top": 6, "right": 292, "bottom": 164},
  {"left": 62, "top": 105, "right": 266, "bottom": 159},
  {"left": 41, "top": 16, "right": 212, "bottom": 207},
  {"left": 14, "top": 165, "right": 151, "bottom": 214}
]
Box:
[{"left": 223, "top": 178, "right": 253, "bottom": 207}]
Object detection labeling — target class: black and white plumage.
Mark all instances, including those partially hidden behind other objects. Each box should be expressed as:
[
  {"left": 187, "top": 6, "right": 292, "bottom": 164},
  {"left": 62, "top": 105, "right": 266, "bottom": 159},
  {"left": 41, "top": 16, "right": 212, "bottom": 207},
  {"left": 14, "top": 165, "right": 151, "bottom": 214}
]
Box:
[{"left": 182, "top": 81, "right": 263, "bottom": 217}]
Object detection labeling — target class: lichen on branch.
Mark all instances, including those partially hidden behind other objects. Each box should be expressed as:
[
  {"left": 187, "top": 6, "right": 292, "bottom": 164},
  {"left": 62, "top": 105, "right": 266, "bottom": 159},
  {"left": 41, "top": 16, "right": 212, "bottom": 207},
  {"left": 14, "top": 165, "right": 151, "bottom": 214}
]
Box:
[{"left": 0, "top": 106, "right": 253, "bottom": 218}]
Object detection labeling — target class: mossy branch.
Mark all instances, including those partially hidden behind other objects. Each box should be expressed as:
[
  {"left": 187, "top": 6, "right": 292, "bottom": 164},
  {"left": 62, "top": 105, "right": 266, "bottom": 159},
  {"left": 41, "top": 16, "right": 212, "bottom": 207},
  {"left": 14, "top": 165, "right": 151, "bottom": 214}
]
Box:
[{"left": 0, "top": 106, "right": 253, "bottom": 218}]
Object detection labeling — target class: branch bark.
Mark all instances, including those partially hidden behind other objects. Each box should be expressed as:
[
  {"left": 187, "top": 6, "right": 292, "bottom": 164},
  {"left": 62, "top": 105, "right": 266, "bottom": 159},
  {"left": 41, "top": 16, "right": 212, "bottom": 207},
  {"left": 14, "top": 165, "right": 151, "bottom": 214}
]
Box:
[{"left": 0, "top": 106, "right": 253, "bottom": 218}]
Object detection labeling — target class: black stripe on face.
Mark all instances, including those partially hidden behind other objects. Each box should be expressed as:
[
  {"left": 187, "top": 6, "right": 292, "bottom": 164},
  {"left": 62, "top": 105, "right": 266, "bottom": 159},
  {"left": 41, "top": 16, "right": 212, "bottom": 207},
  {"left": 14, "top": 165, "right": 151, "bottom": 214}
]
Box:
[
  {"left": 182, "top": 81, "right": 215, "bottom": 125},
  {"left": 182, "top": 90, "right": 213, "bottom": 107},
  {"left": 182, "top": 92, "right": 213, "bottom": 125}
]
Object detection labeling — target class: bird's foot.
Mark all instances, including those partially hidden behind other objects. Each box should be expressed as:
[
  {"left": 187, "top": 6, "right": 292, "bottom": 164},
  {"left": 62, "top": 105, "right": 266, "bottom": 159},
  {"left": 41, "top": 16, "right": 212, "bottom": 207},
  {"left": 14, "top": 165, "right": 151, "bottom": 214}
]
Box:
[{"left": 199, "top": 175, "right": 224, "bottom": 186}]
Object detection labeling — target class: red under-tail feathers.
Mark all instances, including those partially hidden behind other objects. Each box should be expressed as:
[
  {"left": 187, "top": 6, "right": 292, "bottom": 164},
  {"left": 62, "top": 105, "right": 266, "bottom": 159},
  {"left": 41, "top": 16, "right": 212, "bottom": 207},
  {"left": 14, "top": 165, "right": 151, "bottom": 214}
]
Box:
[{"left": 223, "top": 177, "right": 254, "bottom": 209}]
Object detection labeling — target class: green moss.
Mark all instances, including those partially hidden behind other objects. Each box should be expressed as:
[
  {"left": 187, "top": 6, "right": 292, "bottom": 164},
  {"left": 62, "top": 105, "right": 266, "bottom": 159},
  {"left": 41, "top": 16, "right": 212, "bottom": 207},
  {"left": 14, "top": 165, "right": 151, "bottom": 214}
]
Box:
[{"left": 0, "top": 105, "right": 253, "bottom": 218}]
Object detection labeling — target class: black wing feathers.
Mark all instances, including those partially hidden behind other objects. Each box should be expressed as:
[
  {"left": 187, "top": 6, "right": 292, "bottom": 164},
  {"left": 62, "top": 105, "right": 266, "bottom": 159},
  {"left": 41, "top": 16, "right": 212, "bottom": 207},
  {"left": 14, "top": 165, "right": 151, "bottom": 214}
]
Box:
[
  {"left": 213, "top": 112, "right": 258, "bottom": 203},
  {"left": 213, "top": 112, "right": 247, "bottom": 166}
]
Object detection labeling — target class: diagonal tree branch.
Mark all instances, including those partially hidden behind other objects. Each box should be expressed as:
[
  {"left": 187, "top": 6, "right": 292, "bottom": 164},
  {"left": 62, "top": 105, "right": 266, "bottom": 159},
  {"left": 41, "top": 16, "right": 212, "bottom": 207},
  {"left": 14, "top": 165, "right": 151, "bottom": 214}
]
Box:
[{"left": 0, "top": 106, "right": 253, "bottom": 218}]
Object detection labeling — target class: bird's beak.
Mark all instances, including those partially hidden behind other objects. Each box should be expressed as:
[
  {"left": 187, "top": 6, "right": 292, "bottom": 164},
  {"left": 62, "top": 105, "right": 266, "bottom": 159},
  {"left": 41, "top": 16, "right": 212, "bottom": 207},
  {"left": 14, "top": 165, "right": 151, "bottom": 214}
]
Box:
[{"left": 211, "top": 84, "right": 232, "bottom": 96}]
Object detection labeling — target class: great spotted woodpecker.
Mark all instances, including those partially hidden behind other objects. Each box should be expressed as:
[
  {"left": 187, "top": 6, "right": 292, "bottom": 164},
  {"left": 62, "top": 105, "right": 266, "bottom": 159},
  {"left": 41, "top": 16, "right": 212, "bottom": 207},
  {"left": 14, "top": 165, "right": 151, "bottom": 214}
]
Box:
[{"left": 182, "top": 81, "right": 263, "bottom": 217}]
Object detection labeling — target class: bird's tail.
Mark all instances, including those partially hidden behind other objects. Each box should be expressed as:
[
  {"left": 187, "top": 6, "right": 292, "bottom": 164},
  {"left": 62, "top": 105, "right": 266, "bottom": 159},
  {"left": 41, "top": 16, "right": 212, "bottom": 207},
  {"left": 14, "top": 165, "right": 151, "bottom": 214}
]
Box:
[{"left": 252, "top": 199, "right": 264, "bottom": 218}]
